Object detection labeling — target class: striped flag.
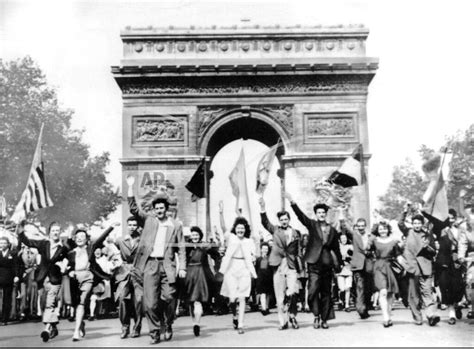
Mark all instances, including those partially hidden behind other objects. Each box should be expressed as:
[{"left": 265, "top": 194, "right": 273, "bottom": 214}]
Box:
[
  {"left": 11, "top": 124, "right": 53, "bottom": 223},
  {"left": 327, "top": 144, "right": 366, "bottom": 188}
]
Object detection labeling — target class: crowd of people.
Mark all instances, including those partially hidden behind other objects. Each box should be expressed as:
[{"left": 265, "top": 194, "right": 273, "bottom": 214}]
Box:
[{"left": 0, "top": 178, "right": 473, "bottom": 345}]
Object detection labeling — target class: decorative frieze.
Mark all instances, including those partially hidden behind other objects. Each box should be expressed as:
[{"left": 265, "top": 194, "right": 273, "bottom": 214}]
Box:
[{"left": 120, "top": 75, "right": 370, "bottom": 96}]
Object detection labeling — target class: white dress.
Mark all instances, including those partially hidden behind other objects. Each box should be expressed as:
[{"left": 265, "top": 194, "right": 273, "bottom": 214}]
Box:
[{"left": 220, "top": 234, "right": 257, "bottom": 299}]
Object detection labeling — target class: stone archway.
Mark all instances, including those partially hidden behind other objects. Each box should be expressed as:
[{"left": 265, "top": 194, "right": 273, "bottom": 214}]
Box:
[{"left": 113, "top": 25, "right": 378, "bottom": 229}]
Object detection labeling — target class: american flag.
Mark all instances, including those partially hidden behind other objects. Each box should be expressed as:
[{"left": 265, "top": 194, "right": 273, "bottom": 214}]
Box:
[{"left": 11, "top": 124, "right": 53, "bottom": 223}]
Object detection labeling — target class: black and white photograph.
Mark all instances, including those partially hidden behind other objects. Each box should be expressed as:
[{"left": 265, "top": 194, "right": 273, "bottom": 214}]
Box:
[{"left": 0, "top": 0, "right": 473, "bottom": 346}]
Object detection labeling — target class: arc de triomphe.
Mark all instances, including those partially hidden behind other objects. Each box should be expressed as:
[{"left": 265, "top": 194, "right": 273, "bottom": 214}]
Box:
[{"left": 112, "top": 25, "right": 378, "bottom": 228}]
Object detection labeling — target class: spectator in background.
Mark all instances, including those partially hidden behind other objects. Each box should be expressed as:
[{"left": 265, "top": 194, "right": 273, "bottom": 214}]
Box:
[
  {"left": 0, "top": 236, "right": 21, "bottom": 325},
  {"left": 337, "top": 234, "right": 353, "bottom": 312}
]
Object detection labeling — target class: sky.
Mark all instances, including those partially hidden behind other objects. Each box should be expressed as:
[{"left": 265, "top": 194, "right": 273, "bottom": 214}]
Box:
[{"left": 1, "top": 0, "right": 473, "bottom": 226}]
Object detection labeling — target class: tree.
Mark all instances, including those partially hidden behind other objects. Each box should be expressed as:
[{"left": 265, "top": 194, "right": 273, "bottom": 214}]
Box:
[
  {"left": 377, "top": 125, "right": 474, "bottom": 219},
  {"left": 376, "top": 158, "right": 424, "bottom": 219},
  {"left": 0, "top": 57, "right": 121, "bottom": 224}
]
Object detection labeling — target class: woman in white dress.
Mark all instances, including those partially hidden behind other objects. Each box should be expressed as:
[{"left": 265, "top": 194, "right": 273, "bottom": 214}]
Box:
[{"left": 220, "top": 217, "right": 257, "bottom": 334}]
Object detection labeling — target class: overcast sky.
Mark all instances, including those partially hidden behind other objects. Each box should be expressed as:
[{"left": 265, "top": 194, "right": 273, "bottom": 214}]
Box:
[{"left": 1, "top": 0, "right": 473, "bottom": 225}]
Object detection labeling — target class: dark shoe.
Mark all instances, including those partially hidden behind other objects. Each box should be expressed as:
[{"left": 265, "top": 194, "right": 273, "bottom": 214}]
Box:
[
  {"left": 238, "top": 327, "right": 244, "bottom": 334},
  {"left": 467, "top": 311, "right": 474, "bottom": 319},
  {"left": 150, "top": 335, "right": 160, "bottom": 345},
  {"left": 164, "top": 325, "right": 173, "bottom": 341},
  {"left": 88, "top": 315, "right": 95, "bottom": 321},
  {"left": 261, "top": 309, "right": 269, "bottom": 316},
  {"left": 388, "top": 320, "right": 393, "bottom": 327},
  {"left": 193, "top": 325, "right": 200, "bottom": 337},
  {"left": 428, "top": 316, "right": 440, "bottom": 326},
  {"left": 313, "top": 317, "right": 320, "bottom": 329},
  {"left": 383, "top": 321, "right": 390, "bottom": 328},
  {"left": 455, "top": 307, "right": 462, "bottom": 320},
  {"left": 72, "top": 337, "right": 79, "bottom": 342},
  {"left": 448, "top": 317, "right": 456, "bottom": 325},
  {"left": 130, "top": 329, "right": 140, "bottom": 338},
  {"left": 233, "top": 318, "right": 238, "bottom": 329},
  {"left": 19, "top": 314, "right": 26, "bottom": 322},
  {"left": 278, "top": 322, "right": 288, "bottom": 330},
  {"left": 321, "top": 321, "right": 329, "bottom": 329},
  {"left": 120, "top": 328, "right": 129, "bottom": 339},
  {"left": 50, "top": 326, "right": 59, "bottom": 339},
  {"left": 41, "top": 330, "right": 50, "bottom": 342},
  {"left": 289, "top": 317, "right": 299, "bottom": 329},
  {"left": 344, "top": 307, "right": 351, "bottom": 313},
  {"left": 68, "top": 315, "right": 75, "bottom": 322},
  {"left": 360, "top": 312, "right": 370, "bottom": 320}
]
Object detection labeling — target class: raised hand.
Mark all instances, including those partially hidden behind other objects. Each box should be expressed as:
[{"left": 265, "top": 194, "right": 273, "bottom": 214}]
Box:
[
  {"left": 283, "top": 191, "right": 294, "bottom": 203},
  {"left": 126, "top": 175, "right": 135, "bottom": 187},
  {"left": 218, "top": 200, "right": 224, "bottom": 213},
  {"left": 459, "top": 189, "right": 467, "bottom": 198}
]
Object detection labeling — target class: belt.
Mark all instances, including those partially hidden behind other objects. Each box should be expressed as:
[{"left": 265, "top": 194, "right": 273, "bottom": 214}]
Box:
[
  {"left": 148, "top": 256, "right": 164, "bottom": 261},
  {"left": 232, "top": 257, "right": 245, "bottom": 260}
]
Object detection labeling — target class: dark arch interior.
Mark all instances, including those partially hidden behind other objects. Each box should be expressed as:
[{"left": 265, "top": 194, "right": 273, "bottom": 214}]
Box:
[{"left": 206, "top": 116, "right": 283, "bottom": 159}]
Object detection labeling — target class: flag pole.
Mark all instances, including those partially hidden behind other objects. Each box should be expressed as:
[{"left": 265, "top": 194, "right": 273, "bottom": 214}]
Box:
[
  {"left": 204, "top": 156, "right": 211, "bottom": 237},
  {"left": 429, "top": 147, "right": 448, "bottom": 216}
]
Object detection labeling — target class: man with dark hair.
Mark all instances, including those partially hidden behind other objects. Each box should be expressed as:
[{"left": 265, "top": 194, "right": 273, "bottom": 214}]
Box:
[
  {"left": 126, "top": 176, "right": 186, "bottom": 345},
  {"left": 17, "top": 221, "right": 70, "bottom": 341},
  {"left": 259, "top": 197, "right": 301, "bottom": 330},
  {"left": 284, "top": 192, "right": 342, "bottom": 329},
  {"left": 399, "top": 203, "right": 440, "bottom": 326},
  {"left": 340, "top": 217, "right": 374, "bottom": 319},
  {"left": 114, "top": 216, "right": 143, "bottom": 339}
]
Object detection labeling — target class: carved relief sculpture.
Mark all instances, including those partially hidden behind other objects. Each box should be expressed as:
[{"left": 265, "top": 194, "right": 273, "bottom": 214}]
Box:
[
  {"left": 307, "top": 117, "right": 354, "bottom": 137},
  {"left": 134, "top": 118, "right": 185, "bottom": 142}
]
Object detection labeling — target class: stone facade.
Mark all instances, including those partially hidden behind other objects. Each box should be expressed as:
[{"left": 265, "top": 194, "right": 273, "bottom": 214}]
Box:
[{"left": 112, "top": 25, "right": 378, "bottom": 229}]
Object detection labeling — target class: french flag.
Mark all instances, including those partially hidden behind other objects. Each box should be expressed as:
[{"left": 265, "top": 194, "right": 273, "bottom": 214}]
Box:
[{"left": 327, "top": 144, "right": 366, "bottom": 188}]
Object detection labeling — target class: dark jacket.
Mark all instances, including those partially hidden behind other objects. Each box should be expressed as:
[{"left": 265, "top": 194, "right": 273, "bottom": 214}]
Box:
[
  {"left": 18, "top": 229, "right": 70, "bottom": 286},
  {"left": 290, "top": 203, "right": 342, "bottom": 270},
  {"left": 341, "top": 222, "right": 375, "bottom": 272},
  {"left": 0, "top": 249, "right": 21, "bottom": 286},
  {"left": 128, "top": 196, "right": 186, "bottom": 284},
  {"left": 66, "top": 226, "right": 114, "bottom": 281},
  {"left": 260, "top": 212, "right": 302, "bottom": 271}
]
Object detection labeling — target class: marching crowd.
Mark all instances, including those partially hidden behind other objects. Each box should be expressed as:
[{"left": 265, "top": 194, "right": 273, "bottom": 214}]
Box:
[{"left": 0, "top": 177, "right": 473, "bottom": 344}]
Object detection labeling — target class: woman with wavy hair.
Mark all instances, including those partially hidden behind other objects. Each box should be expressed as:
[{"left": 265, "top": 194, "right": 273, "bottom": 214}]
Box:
[
  {"left": 219, "top": 217, "right": 257, "bottom": 334},
  {"left": 370, "top": 220, "right": 402, "bottom": 327}
]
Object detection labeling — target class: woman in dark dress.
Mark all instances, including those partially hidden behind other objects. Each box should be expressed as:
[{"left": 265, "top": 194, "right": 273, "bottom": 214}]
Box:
[
  {"left": 371, "top": 221, "right": 402, "bottom": 328},
  {"left": 255, "top": 242, "right": 273, "bottom": 315},
  {"left": 185, "top": 226, "right": 219, "bottom": 337}
]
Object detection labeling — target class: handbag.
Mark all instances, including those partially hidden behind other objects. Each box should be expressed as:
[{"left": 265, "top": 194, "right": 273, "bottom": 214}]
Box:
[{"left": 390, "top": 259, "right": 405, "bottom": 276}]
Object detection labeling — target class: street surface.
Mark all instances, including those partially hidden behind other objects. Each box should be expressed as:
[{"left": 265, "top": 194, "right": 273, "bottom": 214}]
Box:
[{"left": 0, "top": 307, "right": 472, "bottom": 347}]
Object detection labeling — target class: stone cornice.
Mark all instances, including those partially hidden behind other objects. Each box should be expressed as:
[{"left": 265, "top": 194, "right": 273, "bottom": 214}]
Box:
[
  {"left": 121, "top": 24, "right": 369, "bottom": 39},
  {"left": 282, "top": 153, "right": 372, "bottom": 162}
]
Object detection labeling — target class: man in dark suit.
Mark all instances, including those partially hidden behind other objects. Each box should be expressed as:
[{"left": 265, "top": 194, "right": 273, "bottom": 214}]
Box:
[
  {"left": 340, "top": 217, "right": 374, "bottom": 319},
  {"left": 259, "top": 196, "right": 301, "bottom": 330},
  {"left": 113, "top": 216, "right": 143, "bottom": 339},
  {"left": 17, "top": 221, "right": 70, "bottom": 341},
  {"left": 127, "top": 175, "right": 186, "bottom": 345},
  {"left": 0, "top": 236, "right": 21, "bottom": 325},
  {"left": 285, "top": 192, "right": 342, "bottom": 329},
  {"left": 399, "top": 205, "right": 440, "bottom": 326}
]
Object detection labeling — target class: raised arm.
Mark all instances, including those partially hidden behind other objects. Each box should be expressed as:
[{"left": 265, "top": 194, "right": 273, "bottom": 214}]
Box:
[
  {"left": 127, "top": 175, "right": 147, "bottom": 221},
  {"left": 16, "top": 221, "right": 46, "bottom": 250},
  {"left": 92, "top": 223, "right": 119, "bottom": 252},
  {"left": 421, "top": 211, "right": 448, "bottom": 237},
  {"left": 284, "top": 192, "right": 313, "bottom": 229},
  {"left": 398, "top": 204, "right": 410, "bottom": 237},
  {"left": 259, "top": 197, "right": 277, "bottom": 234}
]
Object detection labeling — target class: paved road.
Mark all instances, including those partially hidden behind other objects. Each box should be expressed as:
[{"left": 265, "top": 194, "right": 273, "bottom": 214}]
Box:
[{"left": 0, "top": 307, "right": 472, "bottom": 347}]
